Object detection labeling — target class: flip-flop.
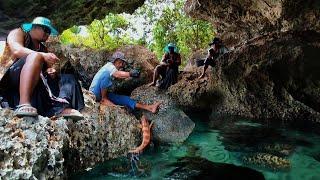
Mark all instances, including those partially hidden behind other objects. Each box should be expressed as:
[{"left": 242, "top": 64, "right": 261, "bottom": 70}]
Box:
[
  {"left": 59, "top": 109, "right": 84, "bottom": 121},
  {"left": 14, "top": 104, "right": 38, "bottom": 117}
]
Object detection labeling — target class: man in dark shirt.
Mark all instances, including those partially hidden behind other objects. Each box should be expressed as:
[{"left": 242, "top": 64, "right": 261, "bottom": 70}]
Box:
[{"left": 199, "top": 37, "right": 228, "bottom": 79}]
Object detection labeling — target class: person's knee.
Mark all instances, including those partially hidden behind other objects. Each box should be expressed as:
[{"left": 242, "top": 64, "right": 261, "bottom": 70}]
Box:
[{"left": 26, "top": 52, "right": 44, "bottom": 65}]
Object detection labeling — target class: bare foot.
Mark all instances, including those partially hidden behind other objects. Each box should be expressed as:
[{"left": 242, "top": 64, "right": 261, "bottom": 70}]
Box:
[
  {"left": 148, "top": 82, "right": 156, "bottom": 87},
  {"left": 150, "top": 102, "right": 161, "bottom": 114}
]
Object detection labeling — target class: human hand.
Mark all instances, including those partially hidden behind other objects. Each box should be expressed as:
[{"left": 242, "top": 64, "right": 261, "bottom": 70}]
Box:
[
  {"left": 46, "top": 67, "right": 57, "bottom": 79},
  {"left": 41, "top": 52, "right": 59, "bottom": 67},
  {"left": 129, "top": 69, "right": 141, "bottom": 78}
]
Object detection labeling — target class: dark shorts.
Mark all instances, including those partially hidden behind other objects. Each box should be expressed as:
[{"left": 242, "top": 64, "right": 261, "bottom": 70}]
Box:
[
  {"left": 204, "top": 57, "right": 216, "bottom": 67},
  {"left": 0, "top": 56, "right": 84, "bottom": 117}
]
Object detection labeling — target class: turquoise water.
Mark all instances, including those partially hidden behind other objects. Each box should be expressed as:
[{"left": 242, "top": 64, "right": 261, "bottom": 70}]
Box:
[{"left": 73, "top": 116, "right": 320, "bottom": 180}]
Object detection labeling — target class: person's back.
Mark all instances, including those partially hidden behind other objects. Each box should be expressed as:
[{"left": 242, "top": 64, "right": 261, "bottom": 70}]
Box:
[{"left": 89, "top": 62, "right": 117, "bottom": 101}]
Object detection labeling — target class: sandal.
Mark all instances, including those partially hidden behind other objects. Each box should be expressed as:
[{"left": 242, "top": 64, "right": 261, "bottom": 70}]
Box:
[
  {"left": 58, "top": 109, "right": 84, "bottom": 121},
  {"left": 14, "top": 104, "right": 38, "bottom": 117}
]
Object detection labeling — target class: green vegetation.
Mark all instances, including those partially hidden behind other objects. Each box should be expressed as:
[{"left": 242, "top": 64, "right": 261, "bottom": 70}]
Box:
[{"left": 60, "top": 0, "right": 216, "bottom": 65}]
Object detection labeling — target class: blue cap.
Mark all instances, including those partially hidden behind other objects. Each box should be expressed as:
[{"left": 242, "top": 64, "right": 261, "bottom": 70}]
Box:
[
  {"left": 164, "top": 43, "right": 179, "bottom": 53},
  {"left": 22, "top": 17, "right": 58, "bottom": 36}
]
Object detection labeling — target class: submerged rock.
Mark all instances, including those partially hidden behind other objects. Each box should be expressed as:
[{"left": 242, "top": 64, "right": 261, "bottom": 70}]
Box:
[
  {"left": 131, "top": 85, "right": 195, "bottom": 143},
  {"left": 242, "top": 153, "right": 291, "bottom": 171},
  {"left": 166, "top": 156, "right": 265, "bottom": 180},
  {"left": 0, "top": 90, "right": 140, "bottom": 179}
]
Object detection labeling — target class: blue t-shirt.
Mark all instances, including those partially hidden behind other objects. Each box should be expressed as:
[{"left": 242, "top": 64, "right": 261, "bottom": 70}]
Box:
[{"left": 89, "top": 62, "right": 117, "bottom": 101}]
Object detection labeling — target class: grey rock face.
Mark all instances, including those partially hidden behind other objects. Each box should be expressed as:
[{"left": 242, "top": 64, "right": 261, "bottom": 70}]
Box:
[
  {"left": 0, "top": 90, "right": 140, "bottom": 179},
  {"left": 47, "top": 44, "right": 158, "bottom": 91},
  {"left": 131, "top": 85, "right": 195, "bottom": 143},
  {"left": 169, "top": 31, "right": 320, "bottom": 123}
]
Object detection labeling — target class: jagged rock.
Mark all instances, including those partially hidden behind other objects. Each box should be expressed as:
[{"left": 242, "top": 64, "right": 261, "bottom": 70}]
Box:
[
  {"left": 185, "top": 0, "right": 320, "bottom": 46},
  {"left": 169, "top": 31, "right": 320, "bottom": 123},
  {"left": 0, "top": 90, "right": 140, "bottom": 179},
  {"left": 131, "top": 85, "right": 195, "bottom": 143},
  {"left": 166, "top": 156, "right": 265, "bottom": 180},
  {"left": 0, "top": 0, "right": 145, "bottom": 34},
  {"left": 47, "top": 43, "right": 158, "bottom": 91}
]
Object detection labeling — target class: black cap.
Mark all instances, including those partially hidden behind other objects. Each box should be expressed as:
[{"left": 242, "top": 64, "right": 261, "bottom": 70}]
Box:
[{"left": 208, "top": 37, "right": 222, "bottom": 46}]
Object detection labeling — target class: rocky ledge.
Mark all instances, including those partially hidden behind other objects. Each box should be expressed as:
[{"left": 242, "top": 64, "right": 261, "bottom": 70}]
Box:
[{"left": 0, "top": 90, "right": 140, "bottom": 179}]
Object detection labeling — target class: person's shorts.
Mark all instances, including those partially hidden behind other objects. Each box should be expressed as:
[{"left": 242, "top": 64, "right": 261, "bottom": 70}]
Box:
[{"left": 204, "top": 57, "right": 216, "bottom": 67}]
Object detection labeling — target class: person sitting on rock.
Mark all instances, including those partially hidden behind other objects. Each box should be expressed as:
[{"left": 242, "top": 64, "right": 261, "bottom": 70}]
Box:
[
  {"left": 89, "top": 51, "right": 160, "bottom": 113},
  {"left": 0, "top": 17, "right": 84, "bottom": 119},
  {"left": 199, "top": 37, "right": 228, "bottom": 79},
  {"left": 148, "top": 43, "right": 181, "bottom": 89}
]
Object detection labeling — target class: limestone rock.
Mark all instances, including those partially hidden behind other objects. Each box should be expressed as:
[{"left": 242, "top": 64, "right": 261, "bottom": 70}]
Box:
[
  {"left": 131, "top": 85, "right": 195, "bottom": 143},
  {"left": 0, "top": 90, "right": 140, "bottom": 179},
  {"left": 185, "top": 0, "right": 320, "bottom": 46},
  {"left": 47, "top": 43, "right": 158, "bottom": 91},
  {"left": 169, "top": 31, "right": 320, "bottom": 123},
  {"left": 0, "top": 0, "right": 145, "bottom": 34}
]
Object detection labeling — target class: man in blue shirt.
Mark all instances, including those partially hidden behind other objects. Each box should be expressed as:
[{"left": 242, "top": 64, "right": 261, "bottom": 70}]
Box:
[{"left": 90, "top": 51, "right": 160, "bottom": 113}]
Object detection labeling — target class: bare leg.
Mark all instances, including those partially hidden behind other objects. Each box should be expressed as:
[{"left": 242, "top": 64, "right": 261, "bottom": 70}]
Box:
[
  {"left": 19, "top": 52, "right": 44, "bottom": 105},
  {"left": 149, "top": 65, "right": 163, "bottom": 86},
  {"left": 199, "top": 64, "right": 208, "bottom": 79},
  {"left": 135, "top": 101, "right": 161, "bottom": 114}
]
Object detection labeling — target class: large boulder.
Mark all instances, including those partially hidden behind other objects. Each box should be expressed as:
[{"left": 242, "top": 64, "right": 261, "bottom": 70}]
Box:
[
  {"left": 131, "top": 85, "right": 195, "bottom": 143},
  {"left": 48, "top": 43, "right": 158, "bottom": 91},
  {"left": 0, "top": 90, "right": 140, "bottom": 179},
  {"left": 169, "top": 31, "right": 320, "bottom": 123}
]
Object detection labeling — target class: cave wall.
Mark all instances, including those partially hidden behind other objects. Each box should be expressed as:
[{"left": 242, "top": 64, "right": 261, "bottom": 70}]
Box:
[{"left": 0, "top": 0, "right": 145, "bottom": 36}]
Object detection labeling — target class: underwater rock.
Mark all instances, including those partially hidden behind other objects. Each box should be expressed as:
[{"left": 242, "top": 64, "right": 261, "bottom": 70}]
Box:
[
  {"left": 242, "top": 153, "right": 291, "bottom": 171},
  {"left": 166, "top": 156, "right": 265, "bottom": 180},
  {"left": 258, "top": 143, "right": 294, "bottom": 156},
  {"left": 131, "top": 85, "right": 195, "bottom": 143},
  {"left": 0, "top": 89, "right": 140, "bottom": 179}
]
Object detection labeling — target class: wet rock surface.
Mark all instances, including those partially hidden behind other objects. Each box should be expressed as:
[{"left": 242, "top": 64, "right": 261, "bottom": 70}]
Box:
[
  {"left": 0, "top": 90, "right": 140, "bottom": 179},
  {"left": 166, "top": 156, "right": 265, "bottom": 180},
  {"left": 131, "top": 85, "right": 195, "bottom": 143}
]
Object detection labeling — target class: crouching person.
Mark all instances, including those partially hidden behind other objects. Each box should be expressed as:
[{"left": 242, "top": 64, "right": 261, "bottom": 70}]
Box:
[
  {"left": 89, "top": 51, "right": 160, "bottom": 113},
  {"left": 0, "top": 17, "right": 84, "bottom": 119}
]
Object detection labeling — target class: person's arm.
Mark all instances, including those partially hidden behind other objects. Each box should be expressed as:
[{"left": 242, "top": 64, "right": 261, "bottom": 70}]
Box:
[
  {"left": 7, "top": 28, "right": 36, "bottom": 58},
  {"left": 176, "top": 54, "right": 181, "bottom": 66},
  {"left": 160, "top": 53, "right": 169, "bottom": 65},
  {"left": 112, "top": 70, "right": 130, "bottom": 79},
  {"left": 7, "top": 28, "right": 59, "bottom": 66},
  {"left": 100, "top": 89, "right": 115, "bottom": 106}
]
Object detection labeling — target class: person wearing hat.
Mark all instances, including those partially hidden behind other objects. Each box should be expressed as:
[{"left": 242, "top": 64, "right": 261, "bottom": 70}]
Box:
[
  {"left": 0, "top": 17, "right": 84, "bottom": 119},
  {"left": 199, "top": 37, "right": 229, "bottom": 79},
  {"left": 148, "top": 43, "right": 181, "bottom": 89},
  {"left": 89, "top": 51, "right": 161, "bottom": 113}
]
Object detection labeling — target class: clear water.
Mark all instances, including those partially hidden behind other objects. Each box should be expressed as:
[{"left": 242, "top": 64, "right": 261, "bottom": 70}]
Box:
[{"left": 72, "top": 115, "right": 320, "bottom": 180}]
